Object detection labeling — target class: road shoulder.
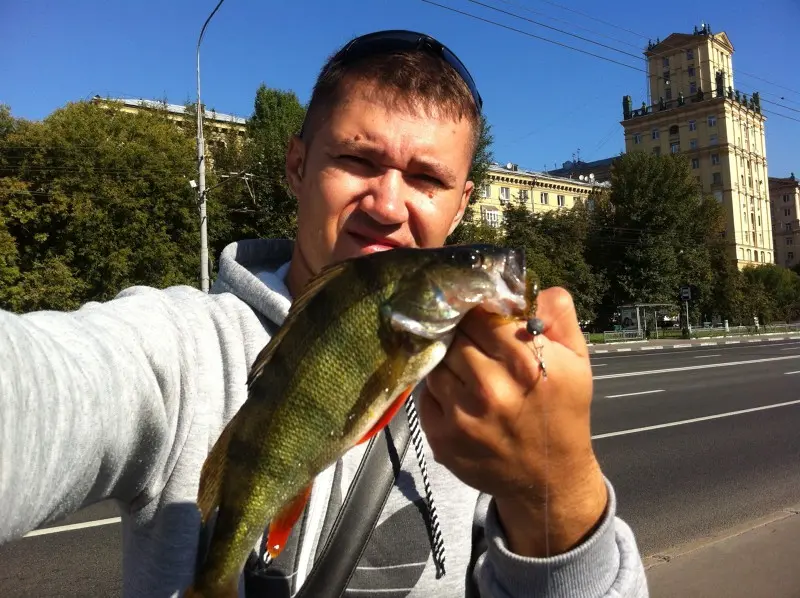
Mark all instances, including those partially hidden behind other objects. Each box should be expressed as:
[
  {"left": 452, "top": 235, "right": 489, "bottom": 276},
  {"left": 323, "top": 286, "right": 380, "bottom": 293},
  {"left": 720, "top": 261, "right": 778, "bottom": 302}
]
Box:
[{"left": 644, "top": 504, "right": 800, "bottom": 598}]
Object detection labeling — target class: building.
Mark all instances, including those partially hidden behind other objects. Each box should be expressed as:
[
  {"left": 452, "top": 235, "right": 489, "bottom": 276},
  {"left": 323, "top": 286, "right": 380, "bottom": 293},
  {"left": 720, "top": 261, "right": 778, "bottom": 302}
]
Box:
[
  {"left": 547, "top": 156, "right": 618, "bottom": 183},
  {"left": 769, "top": 173, "right": 800, "bottom": 269},
  {"left": 90, "top": 95, "right": 247, "bottom": 157},
  {"left": 475, "top": 162, "right": 608, "bottom": 228},
  {"left": 620, "top": 23, "right": 772, "bottom": 268}
]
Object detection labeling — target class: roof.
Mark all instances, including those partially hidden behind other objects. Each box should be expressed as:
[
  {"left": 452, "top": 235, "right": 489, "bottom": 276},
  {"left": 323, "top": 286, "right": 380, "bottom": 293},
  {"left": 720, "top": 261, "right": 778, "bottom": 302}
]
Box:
[
  {"left": 488, "top": 162, "right": 611, "bottom": 187},
  {"left": 646, "top": 29, "right": 734, "bottom": 55},
  {"left": 92, "top": 95, "right": 247, "bottom": 125}
]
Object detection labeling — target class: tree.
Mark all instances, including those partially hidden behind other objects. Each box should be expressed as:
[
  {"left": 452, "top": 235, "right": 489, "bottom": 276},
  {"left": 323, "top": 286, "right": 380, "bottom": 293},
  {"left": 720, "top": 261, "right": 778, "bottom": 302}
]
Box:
[
  {"left": 0, "top": 101, "right": 200, "bottom": 312},
  {"left": 502, "top": 199, "right": 607, "bottom": 322},
  {"left": 586, "top": 151, "right": 725, "bottom": 328},
  {"left": 447, "top": 114, "right": 496, "bottom": 245},
  {"left": 742, "top": 264, "right": 800, "bottom": 322}
]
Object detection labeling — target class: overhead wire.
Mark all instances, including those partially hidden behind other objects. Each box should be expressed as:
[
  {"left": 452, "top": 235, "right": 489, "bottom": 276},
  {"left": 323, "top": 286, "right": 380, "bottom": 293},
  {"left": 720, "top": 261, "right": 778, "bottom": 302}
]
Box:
[{"left": 422, "top": 0, "right": 800, "bottom": 124}]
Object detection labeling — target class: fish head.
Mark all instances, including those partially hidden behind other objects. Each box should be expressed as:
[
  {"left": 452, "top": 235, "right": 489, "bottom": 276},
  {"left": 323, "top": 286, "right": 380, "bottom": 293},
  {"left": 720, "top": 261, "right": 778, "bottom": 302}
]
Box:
[{"left": 385, "top": 244, "right": 529, "bottom": 341}]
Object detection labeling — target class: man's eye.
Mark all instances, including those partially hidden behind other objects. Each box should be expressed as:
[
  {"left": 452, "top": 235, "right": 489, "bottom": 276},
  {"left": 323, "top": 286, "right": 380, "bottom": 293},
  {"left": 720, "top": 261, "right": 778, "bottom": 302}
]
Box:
[
  {"left": 416, "top": 174, "right": 445, "bottom": 187},
  {"left": 339, "top": 154, "right": 370, "bottom": 166}
]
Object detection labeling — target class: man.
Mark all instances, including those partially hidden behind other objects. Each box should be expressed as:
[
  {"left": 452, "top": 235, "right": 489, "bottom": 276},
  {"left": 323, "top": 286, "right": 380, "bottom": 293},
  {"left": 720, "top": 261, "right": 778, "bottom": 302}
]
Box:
[{"left": 0, "top": 30, "right": 648, "bottom": 597}]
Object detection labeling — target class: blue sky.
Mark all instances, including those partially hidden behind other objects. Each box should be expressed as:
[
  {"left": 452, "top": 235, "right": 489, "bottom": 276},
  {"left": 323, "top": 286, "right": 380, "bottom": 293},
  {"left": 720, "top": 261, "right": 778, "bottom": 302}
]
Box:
[{"left": 2, "top": 0, "right": 798, "bottom": 176}]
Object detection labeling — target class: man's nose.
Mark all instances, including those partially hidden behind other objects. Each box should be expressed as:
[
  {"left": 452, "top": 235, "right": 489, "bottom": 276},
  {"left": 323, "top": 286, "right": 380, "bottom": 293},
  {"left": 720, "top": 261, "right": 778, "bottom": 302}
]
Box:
[{"left": 358, "top": 170, "right": 410, "bottom": 226}]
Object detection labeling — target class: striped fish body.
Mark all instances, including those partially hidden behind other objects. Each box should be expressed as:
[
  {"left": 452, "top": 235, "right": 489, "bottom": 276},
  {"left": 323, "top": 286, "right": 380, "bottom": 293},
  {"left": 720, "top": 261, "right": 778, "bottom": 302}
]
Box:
[{"left": 185, "top": 244, "right": 528, "bottom": 597}]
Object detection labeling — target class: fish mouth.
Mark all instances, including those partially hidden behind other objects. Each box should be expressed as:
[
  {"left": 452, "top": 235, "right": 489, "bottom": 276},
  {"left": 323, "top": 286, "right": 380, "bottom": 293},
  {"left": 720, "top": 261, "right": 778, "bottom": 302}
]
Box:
[{"left": 480, "top": 248, "right": 528, "bottom": 317}]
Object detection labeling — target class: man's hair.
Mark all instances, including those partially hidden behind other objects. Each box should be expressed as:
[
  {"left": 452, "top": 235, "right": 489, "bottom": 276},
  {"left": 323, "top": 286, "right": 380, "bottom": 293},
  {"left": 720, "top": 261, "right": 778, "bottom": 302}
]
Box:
[{"left": 301, "top": 45, "right": 482, "bottom": 158}]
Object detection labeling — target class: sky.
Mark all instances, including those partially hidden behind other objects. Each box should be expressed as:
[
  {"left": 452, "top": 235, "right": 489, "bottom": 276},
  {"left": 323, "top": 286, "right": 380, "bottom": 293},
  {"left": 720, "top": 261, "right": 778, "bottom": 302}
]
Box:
[{"left": 2, "top": 0, "right": 799, "bottom": 177}]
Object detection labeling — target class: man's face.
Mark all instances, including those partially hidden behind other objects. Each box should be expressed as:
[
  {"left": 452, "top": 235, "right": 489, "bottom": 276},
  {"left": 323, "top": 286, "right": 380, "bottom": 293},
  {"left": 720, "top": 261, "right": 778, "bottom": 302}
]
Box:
[{"left": 285, "top": 80, "right": 475, "bottom": 286}]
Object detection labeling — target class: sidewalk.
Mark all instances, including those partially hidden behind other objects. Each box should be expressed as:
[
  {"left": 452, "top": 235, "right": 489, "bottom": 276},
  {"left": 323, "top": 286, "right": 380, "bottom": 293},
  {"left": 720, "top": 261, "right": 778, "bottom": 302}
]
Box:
[
  {"left": 588, "top": 332, "right": 800, "bottom": 354},
  {"left": 645, "top": 507, "right": 800, "bottom": 598}
]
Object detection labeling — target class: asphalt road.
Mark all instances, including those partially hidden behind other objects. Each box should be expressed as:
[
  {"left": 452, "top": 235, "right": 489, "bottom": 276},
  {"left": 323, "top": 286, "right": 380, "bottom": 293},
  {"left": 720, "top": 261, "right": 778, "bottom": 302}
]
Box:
[{"left": 1, "top": 338, "right": 799, "bottom": 596}]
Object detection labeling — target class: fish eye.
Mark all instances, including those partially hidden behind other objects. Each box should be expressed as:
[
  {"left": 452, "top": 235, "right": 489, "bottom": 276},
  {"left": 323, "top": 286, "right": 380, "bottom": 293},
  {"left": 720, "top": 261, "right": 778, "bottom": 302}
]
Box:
[{"left": 454, "top": 248, "right": 483, "bottom": 269}]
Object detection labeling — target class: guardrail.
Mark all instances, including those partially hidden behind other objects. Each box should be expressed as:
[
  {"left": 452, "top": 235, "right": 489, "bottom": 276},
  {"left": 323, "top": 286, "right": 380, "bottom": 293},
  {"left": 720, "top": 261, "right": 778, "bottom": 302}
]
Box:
[{"left": 598, "top": 322, "right": 800, "bottom": 343}]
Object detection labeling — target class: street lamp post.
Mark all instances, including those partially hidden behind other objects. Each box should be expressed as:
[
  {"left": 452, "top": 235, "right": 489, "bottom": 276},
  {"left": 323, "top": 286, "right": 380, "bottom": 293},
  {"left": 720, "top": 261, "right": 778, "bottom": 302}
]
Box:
[{"left": 196, "top": 0, "right": 226, "bottom": 293}]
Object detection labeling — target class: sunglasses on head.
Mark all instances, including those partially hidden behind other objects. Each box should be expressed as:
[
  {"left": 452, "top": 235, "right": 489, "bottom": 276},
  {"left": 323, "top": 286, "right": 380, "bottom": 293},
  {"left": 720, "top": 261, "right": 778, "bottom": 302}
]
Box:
[{"left": 329, "top": 29, "right": 483, "bottom": 112}]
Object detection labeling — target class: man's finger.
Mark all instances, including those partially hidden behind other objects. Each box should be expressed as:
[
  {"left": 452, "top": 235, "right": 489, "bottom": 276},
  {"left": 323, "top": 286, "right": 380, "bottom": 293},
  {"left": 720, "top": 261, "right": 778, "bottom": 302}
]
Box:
[{"left": 533, "top": 287, "right": 588, "bottom": 358}]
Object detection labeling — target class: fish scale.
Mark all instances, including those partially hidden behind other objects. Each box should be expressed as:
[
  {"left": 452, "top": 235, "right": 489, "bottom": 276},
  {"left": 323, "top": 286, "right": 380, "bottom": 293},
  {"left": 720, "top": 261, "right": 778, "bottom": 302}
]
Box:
[{"left": 185, "top": 244, "right": 529, "bottom": 598}]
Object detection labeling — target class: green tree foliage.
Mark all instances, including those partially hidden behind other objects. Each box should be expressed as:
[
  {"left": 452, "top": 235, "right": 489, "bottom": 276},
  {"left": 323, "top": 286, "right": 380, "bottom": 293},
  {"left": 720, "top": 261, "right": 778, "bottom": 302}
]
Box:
[
  {"left": 0, "top": 101, "right": 199, "bottom": 312},
  {"left": 586, "top": 151, "right": 727, "bottom": 328},
  {"left": 502, "top": 199, "right": 607, "bottom": 322},
  {"left": 447, "top": 114, "right": 496, "bottom": 245},
  {"left": 741, "top": 264, "right": 800, "bottom": 322}
]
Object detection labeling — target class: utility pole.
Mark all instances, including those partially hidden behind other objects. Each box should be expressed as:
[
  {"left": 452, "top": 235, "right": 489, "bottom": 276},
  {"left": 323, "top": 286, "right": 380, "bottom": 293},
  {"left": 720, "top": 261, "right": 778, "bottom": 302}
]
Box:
[{"left": 196, "top": 0, "right": 227, "bottom": 293}]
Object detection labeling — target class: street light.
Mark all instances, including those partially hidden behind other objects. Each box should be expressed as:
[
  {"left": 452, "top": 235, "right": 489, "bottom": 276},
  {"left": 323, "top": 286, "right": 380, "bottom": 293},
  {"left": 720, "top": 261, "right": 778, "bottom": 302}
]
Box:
[{"left": 196, "top": 0, "right": 227, "bottom": 293}]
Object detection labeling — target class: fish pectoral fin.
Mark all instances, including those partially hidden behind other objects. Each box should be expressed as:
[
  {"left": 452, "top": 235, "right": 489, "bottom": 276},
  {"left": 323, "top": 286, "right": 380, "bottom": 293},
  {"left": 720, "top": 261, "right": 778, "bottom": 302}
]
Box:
[
  {"left": 357, "top": 386, "right": 413, "bottom": 445},
  {"left": 266, "top": 485, "right": 313, "bottom": 559},
  {"left": 389, "top": 312, "right": 457, "bottom": 340},
  {"left": 196, "top": 416, "right": 239, "bottom": 524}
]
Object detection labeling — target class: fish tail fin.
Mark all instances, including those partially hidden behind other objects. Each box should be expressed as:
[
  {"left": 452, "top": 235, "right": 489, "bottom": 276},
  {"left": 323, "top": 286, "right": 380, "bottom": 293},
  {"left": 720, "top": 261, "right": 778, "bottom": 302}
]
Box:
[{"left": 197, "top": 420, "right": 237, "bottom": 524}]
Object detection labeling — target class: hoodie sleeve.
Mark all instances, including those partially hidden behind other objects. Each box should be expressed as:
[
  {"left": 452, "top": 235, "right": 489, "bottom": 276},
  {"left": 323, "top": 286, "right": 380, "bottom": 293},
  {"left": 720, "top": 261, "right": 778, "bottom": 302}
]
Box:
[
  {"left": 0, "top": 284, "right": 241, "bottom": 544},
  {"left": 473, "top": 478, "right": 649, "bottom": 598}
]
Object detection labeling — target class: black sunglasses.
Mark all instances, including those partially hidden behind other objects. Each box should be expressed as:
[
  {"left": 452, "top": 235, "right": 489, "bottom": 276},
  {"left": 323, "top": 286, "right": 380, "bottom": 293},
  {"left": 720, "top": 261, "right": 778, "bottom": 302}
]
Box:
[{"left": 325, "top": 29, "right": 483, "bottom": 112}]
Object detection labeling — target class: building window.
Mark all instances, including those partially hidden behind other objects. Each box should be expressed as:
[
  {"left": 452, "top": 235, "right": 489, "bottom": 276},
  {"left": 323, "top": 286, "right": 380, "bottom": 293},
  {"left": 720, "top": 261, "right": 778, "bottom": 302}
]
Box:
[
  {"left": 691, "top": 158, "right": 700, "bottom": 169},
  {"left": 708, "top": 115, "right": 717, "bottom": 127},
  {"left": 499, "top": 187, "right": 510, "bottom": 203},
  {"left": 518, "top": 189, "right": 529, "bottom": 202},
  {"left": 690, "top": 139, "right": 698, "bottom": 150},
  {"left": 663, "top": 71, "right": 670, "bottom": 84},
  {"left": 688, "top": 66, "right": 696, "bottom": 77},
  {"left": 540, "top": 192, "right": 549, "bottom": 205},
  {"left": 787, "top": 237, "right": 794, "bottom": 246},
  {"left": 669, "top": 125, "right": 679, "bottom": 136},
  {"left": 633, "top": 133, "right": 642, "bottom": 144},
  {"left": 712, "top": 172, "right": 722, "bottom": 185},
  {"left": 557, "top": 194, "right": 566, "bottom": 207},
  {"left": 663, "top": 57, "right": 670, "bottom": 68},
  {"left": 785, "top": 208, "right": 792, "bottom": 216},
  {"left": 710, "top": 134, "right": 718, "bottom": 145},
  {"left": 653, "top": 147, "right": 661, "bottom": 156},
  {"left": 789, "top": 252, "right": 795, "bottom": 260},
  {"left": 711, "top": 153, "right": 720, "bottom": 165},
  {"left": 714, "top": 190, "right": 723, "bottom": 203},
  {"left": 481, "top": 206, "right": 500, "bottom": 228},
  {"left": 652, "top": 128, "right": 660, "bottom": 140},
  {"left": 671, "top": 142, "right": 680, "bottom": 154},
  {"left": 689, "top": 120, "right": 697, "bottom": 131},
  {"left": 785, "top": 223, "right": 792, "bottom": 231},
  {"left": 666, "top": 88, "right": 673, "bottom": 100},
  {"left": 784, "top": 194, "right": 791, "bottom": 203},
  {"left": 481, "top": 183, "right": 491, "bottom": 198},
  {"left": 690, "top": 81, "right": 697, "bottom": 94},
  {"left": 687, "top": 49, "right": 694, "bottom": 60}
]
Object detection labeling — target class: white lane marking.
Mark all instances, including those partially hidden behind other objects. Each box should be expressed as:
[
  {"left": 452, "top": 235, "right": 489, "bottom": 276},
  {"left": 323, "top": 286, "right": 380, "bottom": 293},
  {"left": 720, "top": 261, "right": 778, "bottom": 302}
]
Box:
[
  {"left": 640, "top": 346, "right": 664, "bottom": 351},
  {"left": 23, "top": 517, "right": 121, "bottom": 538},
  {"left": 694, "top": 354, "right": 721, "bottom": 359},
  {"left": 592, "top": 400, "right": 800, "bottom": 440},
  {"left": 605, "top": 389, "right": 665, "bottom": 399},
  {"left": 781, "top": 347, "right": 800, "bottom": 351},
  {"left": 593, "top": 355, "right": 800, "bottom": 380},
  {"left": 725, "top": 341, "right": 741, "bottom": 345},
  {"left": 592, "top": 363, "right": 608, "bottom": 367},
  {"left": 699, "top": 342, "right": 717, "bottom": 346},
  {"left": 592, "top": 340, "right": 800, "bottom": 359},
  {"left": 785, "top": 371, "right": 800, "bottom": 375}
]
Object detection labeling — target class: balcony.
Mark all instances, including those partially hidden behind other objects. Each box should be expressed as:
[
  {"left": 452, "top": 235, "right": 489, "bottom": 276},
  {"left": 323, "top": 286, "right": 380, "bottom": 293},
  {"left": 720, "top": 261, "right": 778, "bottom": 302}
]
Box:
[{"left": 622, "top": 88, "right": 762, "bottom": 121}]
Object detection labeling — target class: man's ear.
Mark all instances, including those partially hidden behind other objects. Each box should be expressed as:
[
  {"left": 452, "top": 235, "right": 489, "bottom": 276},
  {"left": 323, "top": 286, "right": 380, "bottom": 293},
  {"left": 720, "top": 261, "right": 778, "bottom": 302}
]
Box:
[
  {"left": 448, "top": 180, "right": 474, "bottom": 236},
  {"left": 285, "top": 135, "right": 306, "bottom": 196}
]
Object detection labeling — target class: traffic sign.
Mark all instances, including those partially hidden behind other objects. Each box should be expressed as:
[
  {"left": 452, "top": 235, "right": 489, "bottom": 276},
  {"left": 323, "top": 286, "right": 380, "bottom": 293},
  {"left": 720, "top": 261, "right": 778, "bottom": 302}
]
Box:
[{"left": 680, "top": 286, "right": 692, "bottom": 301}]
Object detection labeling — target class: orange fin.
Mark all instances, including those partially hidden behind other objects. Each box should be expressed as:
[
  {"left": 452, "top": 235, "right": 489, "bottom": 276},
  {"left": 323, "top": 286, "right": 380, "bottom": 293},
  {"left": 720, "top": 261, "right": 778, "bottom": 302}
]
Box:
[
  {"left": 266, "top": 485, "right": 313, "bottom": 559},
  {"left": 357, "top": 387, "right": 413, "bottom": 445}
]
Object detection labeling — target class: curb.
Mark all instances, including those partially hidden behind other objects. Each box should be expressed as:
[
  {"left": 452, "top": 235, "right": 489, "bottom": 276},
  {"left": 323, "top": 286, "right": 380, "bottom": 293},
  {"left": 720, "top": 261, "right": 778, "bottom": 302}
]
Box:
[
  {"left": 643, "top": 503, "right": 800, "bottom": 571},
  {"left": 589, "top": 335, "right": 800, "bottom": 354}
]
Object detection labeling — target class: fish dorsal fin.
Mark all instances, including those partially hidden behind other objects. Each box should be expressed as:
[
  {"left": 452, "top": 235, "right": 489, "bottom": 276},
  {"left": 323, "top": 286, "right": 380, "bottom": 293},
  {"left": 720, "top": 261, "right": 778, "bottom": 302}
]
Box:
[{"left": 247, "top": 260, "right": 350, "bottom": 389}]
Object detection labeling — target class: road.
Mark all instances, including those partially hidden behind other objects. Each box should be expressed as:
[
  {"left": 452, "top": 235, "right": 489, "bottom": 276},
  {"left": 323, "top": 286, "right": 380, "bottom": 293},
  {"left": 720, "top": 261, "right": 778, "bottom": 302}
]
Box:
[{"left": 1, "top": 337, "right": 799, "bottom": 596}]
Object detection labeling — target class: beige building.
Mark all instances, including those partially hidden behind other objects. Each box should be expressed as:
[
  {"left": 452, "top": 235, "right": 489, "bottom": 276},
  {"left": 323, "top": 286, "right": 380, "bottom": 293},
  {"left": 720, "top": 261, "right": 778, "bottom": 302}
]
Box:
[
  {"left": 769, "top": 174, "right": 799, "bottom": 269},
  {"left": 621, "top": 23, "right": 772, "bottom": 268},
  {"left": 475, "top": 162, "right": 607, "bottom": 228},
  {"left": 90, "top": 95, "right": 247, "bottom": 157}
]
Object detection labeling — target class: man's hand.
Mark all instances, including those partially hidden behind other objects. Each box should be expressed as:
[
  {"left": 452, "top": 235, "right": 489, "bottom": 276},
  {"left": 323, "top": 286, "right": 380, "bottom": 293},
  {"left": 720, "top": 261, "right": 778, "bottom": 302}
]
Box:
[{"left": 418, "top": 287, "right": 608, "bottom": 558}]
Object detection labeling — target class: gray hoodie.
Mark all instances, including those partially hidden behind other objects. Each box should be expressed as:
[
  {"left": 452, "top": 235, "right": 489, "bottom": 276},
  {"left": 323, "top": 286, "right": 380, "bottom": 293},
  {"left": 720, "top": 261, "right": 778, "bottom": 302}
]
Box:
[{"left": 0, "top": 238, "right": 649, "bottom": 597}]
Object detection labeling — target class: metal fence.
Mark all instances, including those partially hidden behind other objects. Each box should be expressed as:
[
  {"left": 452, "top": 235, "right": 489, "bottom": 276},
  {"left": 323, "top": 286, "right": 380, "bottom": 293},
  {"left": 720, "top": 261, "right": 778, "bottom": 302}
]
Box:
[{"left": 598, "top": 322, "right": 800, "bottom": 344}]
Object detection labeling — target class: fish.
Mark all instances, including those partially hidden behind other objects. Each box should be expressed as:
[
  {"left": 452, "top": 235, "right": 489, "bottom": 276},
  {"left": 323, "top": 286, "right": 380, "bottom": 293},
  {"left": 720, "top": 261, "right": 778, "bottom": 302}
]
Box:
[{"left": 184, "top": 243, "right": 530, "bottom": 597}]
